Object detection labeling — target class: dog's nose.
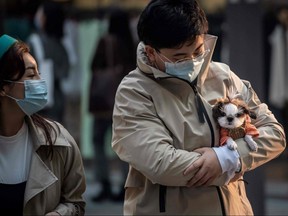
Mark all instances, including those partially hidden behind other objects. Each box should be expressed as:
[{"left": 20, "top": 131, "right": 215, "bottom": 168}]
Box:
[{"left": 227, "top": 117, "right": 234, "bottom": 122}]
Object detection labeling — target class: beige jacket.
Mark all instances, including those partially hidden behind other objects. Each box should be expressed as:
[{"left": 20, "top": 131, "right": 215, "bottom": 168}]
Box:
[
  {"left": 23, "top": 117, "right": 86, "bottom": 215},
  {"left": 112, "top": 35, "right": 286, "bottom": 215}
]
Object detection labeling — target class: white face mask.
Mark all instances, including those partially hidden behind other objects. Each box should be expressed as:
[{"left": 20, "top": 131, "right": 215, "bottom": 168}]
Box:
[{"left": 157, "top": 48, "right": 210, "bottom": 82}]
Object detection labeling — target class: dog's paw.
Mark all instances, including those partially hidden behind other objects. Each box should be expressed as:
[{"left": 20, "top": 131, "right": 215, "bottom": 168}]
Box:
[
  {"left": 245, "top": 135, "right": 258, "bottom": 152},
  {"left": 227, "top": 137, "right": 237, "bottom": 150}
]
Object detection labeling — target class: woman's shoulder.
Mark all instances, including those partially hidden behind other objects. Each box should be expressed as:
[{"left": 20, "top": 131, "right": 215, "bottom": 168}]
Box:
[
  {"left": 52, "top": 121, "right": 78, "bottom": 148},
  {"left": 32, "top": 118, "right": 78, "bottom": 149}
]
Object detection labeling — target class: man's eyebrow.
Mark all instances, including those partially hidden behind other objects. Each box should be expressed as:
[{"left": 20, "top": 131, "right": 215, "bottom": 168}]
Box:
[
  {"left": 173, "top": 52, "right": 188, "bottom": 57},
  {"left": 172, "top": 42, "right": 204, "bottom": 57}
]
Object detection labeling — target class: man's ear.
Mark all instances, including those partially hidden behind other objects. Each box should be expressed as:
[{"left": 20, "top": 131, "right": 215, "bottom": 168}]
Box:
[
  {"left": 145, "top": 45, "right": 157, "bottom": 62},
  {"left": 0, "top": 89, "right": 6, "bottom": 97},
  {"left": 0, "top": 85, "right": 9, "bottom": 97}
]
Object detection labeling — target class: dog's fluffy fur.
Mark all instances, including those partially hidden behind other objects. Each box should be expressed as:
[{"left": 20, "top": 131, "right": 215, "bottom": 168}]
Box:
[{"left": 212, "top": 97, "right": 259, "bottom": 151}]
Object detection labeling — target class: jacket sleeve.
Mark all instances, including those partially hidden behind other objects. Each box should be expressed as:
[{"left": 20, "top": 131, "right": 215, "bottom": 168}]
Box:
[
  {"left": 54, "top": 126, "right": 86, "bottom": 216},
  {"left": 230, "top": 73, "right": 286, "bottom": 173},
  {"left": 112, "top": 78, "right": 202, "bottom": 187}
]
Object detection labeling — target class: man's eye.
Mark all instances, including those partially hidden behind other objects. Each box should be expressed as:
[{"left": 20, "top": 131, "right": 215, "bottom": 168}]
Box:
[
  {"left": 175, "top": 57, "right": 191, "bottom": 63},
  {"left": 193, "top": 51, "right": 203, "bottom": 58},
  {"left": 175, "top": 59, "right": 185, "bottom": 63}
]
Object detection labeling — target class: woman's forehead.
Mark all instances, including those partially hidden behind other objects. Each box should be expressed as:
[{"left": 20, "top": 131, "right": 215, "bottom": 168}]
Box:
[{"left": 23, "top": 53, "right": 36, "bottom": 67}]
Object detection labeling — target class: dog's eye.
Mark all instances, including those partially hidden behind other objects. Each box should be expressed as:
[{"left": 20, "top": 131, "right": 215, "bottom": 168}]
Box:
[
  {"left": 235, "top": 113, "right": 243, "bottom": 118},
  {"left": 220, "top": 112, "right": 226, "bottom": 117}
]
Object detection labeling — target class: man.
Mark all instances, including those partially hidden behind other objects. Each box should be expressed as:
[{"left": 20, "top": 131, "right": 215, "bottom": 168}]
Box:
[{"left": 111, "top": 0, "right": 286, "bottom": 215}]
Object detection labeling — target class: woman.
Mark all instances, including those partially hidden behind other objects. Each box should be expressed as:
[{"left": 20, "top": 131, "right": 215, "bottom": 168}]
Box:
[{"left": 0, "top": 34, "right": 86, "bottom": 215}]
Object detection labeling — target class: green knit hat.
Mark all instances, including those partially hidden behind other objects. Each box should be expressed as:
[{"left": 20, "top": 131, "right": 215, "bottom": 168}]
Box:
[{"left": 0, "top": 34, "right": 18, "bottom": 59}]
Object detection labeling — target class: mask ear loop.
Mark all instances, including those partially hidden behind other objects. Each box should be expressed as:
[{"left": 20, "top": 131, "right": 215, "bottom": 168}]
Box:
[
  {"left": 155, "top": 50, "right": 173, "bottom": 63},
  {"left": 154, "top": 61, "right": 160, "bottom": 71},
  {"left": 3, "top": 80, "right": 24, "bottom": 84},
  {"left": 152, "top": 49, "right": 165, "bottom": 72},
  {"left": 5, "top": 94, "right": 20, "bottom": 101},
  {"left": 2, "top": 80, "right": 24, "bottom": 101}
]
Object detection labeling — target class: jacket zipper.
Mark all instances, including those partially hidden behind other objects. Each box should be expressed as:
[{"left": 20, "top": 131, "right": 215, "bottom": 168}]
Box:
[
  {"left": 190, "top": 83, "right": 215, "bottom": 147},
  {"left": 148, "top": 74, "right": 224, "bottom": 214},
  {"left": 191, "top": 83, "right": 226, "bottom": 216}
]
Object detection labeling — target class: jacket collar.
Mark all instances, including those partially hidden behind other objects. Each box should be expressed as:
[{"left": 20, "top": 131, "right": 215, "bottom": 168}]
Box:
[
  {"left": 23, "top": 116, "right": 70, "bottom": 206},
  {"left": 136, "top": 34, "right": 218, "bottom": 89},
  {"left": 24, "top": 150, "right": 58, "bottom": 207}
]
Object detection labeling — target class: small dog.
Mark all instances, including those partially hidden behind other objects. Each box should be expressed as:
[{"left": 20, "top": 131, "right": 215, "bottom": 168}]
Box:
[{"left": 212, "top": 96, "right": 259, "bottom": 151}]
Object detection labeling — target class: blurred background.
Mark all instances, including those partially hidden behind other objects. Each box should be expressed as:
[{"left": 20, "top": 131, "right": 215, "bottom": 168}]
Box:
[{"left": 0, "top": 0, "right": 287, "bottom": 215}]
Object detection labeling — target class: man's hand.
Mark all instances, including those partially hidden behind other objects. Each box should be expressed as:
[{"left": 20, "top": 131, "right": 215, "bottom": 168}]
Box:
[{"left": 183, "top": 147, "right": 222, "bottom": 187}]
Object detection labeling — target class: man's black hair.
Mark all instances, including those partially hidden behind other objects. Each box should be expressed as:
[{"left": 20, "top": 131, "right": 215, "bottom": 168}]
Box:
[{"left": 137, "top": 0, "right": 208, "bottom": 50}]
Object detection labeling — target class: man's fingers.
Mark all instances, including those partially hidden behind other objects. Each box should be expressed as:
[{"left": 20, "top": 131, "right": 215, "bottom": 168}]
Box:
[
  {"left": 186, "top": 171, "right": 203, "bottom": 187},
  {"left": 183, "top": 158, "right": 203, "bottom": 176},
  {"left": 194, "top": 147, "right": 206, "bottom": 155},
  {"left": 186, "top": 170, "right": 211, "bottom": 187}
]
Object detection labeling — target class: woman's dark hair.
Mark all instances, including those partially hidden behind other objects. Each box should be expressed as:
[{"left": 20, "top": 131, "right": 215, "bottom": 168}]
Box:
[
  {"left": 137, "top": 0, "right": 208, "bottom": 50},
  {"left": 42, "top": 0, "right": 65, "bottom": 39},
  {"left": 0, "top": 41, "right": 59, "bottom": 157},
  {"left": 0, "top": 41, "right": 28, "bottom": 82}
]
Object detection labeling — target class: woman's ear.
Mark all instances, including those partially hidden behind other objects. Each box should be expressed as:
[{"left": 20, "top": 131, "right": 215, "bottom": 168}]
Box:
[{"left": 145, "top": 45, "right": 157, "bottom": 62}]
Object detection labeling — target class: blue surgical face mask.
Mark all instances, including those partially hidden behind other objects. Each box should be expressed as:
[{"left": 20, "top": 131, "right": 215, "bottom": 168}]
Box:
[
  {"left": 4, "top": 79, "right": 48, "bottom": 116},
  {"left": 164, "top": 59, "right": 204, "bottom": 82},
  {"left": 157, "top": 49, "right": 209, "bottom": 82}
]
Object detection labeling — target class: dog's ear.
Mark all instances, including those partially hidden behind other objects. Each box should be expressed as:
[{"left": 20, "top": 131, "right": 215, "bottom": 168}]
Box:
[
  {"left": 241, "top": 105, "right": 257, "bottom": 119},
  {"left": 241, "top": 105, "right": 250, "bottom": 115},
  {"left": 212, "top": 101, "right": 224, "bottom": 120},
  {"left": 249, "top": 111, "right": 257, "bottom": 119}
]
